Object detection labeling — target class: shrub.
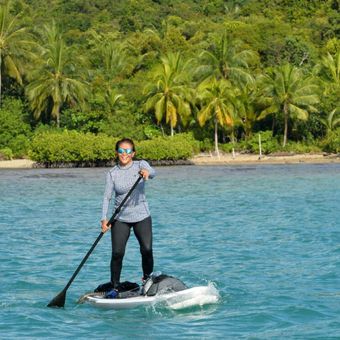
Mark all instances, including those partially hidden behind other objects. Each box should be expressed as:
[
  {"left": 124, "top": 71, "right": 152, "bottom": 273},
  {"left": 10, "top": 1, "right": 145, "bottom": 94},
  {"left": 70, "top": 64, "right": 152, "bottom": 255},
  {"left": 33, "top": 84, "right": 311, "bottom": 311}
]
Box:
[
  {"left": 137, "top": 133, "right": 198, "bottom": 160},
  {"left": 99, "top": 109, "right": 146, "bottom": 140},
  {"left": 284, "top": 142, "right": 321, "bottom": 153},
  {"left": 0, "top": 98, "right": 31, "bottom": 156},
  {"left": 0, "top": 147, "right": 13, "bottom": 160},
  {"left": 29, "top": 131, "right": 200, "bottom": 164},
  {"left": 320, "top": 129, "right": 340, "bottom": 153},
  {"left": 219, "top": 143, "right": 236, "bottom": 153},
  {"left": 239, "top": 131, "right": 281, "bottom": 154},
  {"left": 199, "top": 138, "right": 214, "bottom": 152},
  {"left": 7, "top": 135, "right": 31, "bottom": 158},
  {"left": 177, "top": 132, "right": 200, "bottom": 153},
  {"left": 29, "top": 130, "right": 117, "bottom": 163},
  {"left": 143, "top": 125, "right": 163, "bottom": 139}
]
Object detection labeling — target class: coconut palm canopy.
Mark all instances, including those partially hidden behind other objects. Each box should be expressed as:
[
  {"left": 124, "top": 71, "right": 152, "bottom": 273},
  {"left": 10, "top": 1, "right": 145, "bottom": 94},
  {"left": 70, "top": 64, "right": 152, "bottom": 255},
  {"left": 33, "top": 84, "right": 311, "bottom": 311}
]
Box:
[{"left": 0, "top": 0, "right": 339, "bottom": 157}]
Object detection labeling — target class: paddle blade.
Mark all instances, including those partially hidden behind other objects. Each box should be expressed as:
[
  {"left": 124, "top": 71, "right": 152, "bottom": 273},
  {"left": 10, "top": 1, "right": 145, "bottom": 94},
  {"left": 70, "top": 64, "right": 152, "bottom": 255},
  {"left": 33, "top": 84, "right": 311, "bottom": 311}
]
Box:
[{"left": 47, "top": 289, "right": 66, "bottom": 308}]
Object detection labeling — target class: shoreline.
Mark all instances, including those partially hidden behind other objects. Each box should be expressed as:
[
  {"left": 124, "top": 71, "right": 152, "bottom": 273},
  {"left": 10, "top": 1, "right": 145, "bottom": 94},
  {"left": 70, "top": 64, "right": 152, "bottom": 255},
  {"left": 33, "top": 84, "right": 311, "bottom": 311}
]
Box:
[
  {"left": 0, "top": 159, "right": 37, "bottom": 169},
  {"left": 189, "top": 152, "right": 340, "bottom": 165},
  {"left": 1, "top": 153, "right": 339, "bottom": 169}
]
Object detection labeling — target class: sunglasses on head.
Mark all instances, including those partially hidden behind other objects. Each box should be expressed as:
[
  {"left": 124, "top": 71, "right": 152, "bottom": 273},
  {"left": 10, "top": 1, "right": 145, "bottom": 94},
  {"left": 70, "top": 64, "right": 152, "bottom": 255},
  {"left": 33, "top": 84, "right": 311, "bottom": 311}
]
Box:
[{"left": 117, "top": 147, "right": 133, "bottom": 154}]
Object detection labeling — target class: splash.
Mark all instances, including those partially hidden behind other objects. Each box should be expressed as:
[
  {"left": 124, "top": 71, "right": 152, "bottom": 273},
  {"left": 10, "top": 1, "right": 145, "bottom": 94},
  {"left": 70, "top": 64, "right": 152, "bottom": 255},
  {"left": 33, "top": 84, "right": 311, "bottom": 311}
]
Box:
[{"left": 161, "top": 282, "right": 220, "bottom": 310}]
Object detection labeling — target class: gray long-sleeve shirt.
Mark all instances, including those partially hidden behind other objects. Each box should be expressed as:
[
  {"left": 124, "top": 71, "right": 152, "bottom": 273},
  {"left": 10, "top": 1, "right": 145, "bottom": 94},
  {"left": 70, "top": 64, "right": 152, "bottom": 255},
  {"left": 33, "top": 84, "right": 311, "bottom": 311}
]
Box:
[{"left": 101, "top": 160, "right": 156, "bottom": 223}]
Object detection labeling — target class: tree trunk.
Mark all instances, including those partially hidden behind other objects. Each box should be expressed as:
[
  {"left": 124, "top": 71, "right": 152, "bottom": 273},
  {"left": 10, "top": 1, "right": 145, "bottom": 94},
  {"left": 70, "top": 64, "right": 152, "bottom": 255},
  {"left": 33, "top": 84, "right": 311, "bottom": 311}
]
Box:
[
  {"left": 214, "top": 119, "right": 220, "bottom": 158},
  {"left": 160, "top": 124, "right": 165, "bottom": 137},
  {"left": 0, "top": 53, "right": 2, "bottom": 107},
  {"left": 231, "top": 129, "right": 235, "bottom": 159},
  {"left": 283, "top": 103, "right": 288, "bottom": 147},
  {"left": 55, "top": 105, "right": 61, "bottom": 128}
]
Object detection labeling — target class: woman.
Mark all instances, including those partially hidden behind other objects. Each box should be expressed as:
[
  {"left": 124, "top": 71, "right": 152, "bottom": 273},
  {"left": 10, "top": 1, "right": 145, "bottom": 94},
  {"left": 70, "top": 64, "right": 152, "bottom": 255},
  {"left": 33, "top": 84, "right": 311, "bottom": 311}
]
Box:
[{"left": 101, "top": 138, "right": 156, "bottom": 288}]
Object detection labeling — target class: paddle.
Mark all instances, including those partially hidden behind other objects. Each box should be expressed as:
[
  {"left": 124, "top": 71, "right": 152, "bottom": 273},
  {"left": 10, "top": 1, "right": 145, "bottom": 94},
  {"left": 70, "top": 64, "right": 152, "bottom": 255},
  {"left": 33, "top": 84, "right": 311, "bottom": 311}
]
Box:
[{"left": 47, "top": 174, "right": 143, "bottom": 308}]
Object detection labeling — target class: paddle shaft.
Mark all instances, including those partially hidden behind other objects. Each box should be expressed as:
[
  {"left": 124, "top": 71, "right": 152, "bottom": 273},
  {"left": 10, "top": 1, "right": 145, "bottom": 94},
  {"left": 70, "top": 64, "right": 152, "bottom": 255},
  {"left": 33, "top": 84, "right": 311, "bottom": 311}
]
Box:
[
  {"left": 64, "top": 174, "right": 142, "bottom": 290},
  {"left": 48, "top": 174, "right": 143, "bottom": 306}
]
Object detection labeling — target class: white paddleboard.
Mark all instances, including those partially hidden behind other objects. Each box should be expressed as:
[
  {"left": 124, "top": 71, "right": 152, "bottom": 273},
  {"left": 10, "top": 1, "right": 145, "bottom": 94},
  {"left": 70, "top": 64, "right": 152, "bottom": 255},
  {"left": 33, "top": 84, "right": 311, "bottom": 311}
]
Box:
[{"left": 80, "top": 285, "right": 219, "bottom": 310}]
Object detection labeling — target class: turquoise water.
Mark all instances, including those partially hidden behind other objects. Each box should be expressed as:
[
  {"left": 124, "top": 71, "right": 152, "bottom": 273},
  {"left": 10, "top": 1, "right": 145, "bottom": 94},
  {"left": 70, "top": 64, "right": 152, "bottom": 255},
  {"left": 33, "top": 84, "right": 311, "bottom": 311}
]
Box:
[{"left": 1, "top": 164, "right": 339, "bottom": 339}]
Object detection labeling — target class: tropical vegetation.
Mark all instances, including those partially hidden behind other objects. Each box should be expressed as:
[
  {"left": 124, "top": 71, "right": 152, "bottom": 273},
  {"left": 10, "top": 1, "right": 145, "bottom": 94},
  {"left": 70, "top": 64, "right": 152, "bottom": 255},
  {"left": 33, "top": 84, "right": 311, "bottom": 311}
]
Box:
[{"left": 0, "top": 0, "right": 339, "bottom": 163}]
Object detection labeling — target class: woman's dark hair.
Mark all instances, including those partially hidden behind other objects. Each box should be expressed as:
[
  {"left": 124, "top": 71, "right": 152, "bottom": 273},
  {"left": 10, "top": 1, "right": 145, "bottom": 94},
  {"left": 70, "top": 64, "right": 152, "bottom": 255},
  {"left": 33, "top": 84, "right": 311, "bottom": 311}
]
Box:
[{"left": 115, "top": 138, "right": 136, "bottom": 152}]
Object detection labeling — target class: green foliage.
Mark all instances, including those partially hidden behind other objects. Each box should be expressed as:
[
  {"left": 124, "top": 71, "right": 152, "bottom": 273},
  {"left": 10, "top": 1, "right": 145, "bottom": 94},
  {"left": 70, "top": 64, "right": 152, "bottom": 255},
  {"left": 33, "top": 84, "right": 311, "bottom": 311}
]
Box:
[
  {"left": 29, "top": 130, "right": 116, "bottom": 163},
  {"left": 280, "top": 36, "right": 317, "bottom": 67},
  {"left": 1, "top": 0, "right": 338, "bottom": 159},
  {"left": 320, "top": 128, "right": 340, "bottom": 153},
  {"left": 259, "top": 63, "right": 319, "bottom": 146},
  {"left": 283, "top": 142, "right": 321, "bottom": 154},
  {"left": 26, "top": 21, "right": 89, "bottom": 127},
  {"left": 100, "top": 108, "right": 147, "bottom": 141},
  {"left": 61, "top": 109, "right": 107, "bottom": 133},
  {"left": 293, "top": 113, "right": 325, "bottom": 141},
  {"left": 137, "top": 133, "right": 199, "bottom": 160},
  {"left": 143, "top": 52, "right": 193, "bottom": 136},
  {"left": 219, "top": 132, "right": 322, "bottom": 154},
  {"left": 0, "top": 98, "right": 31, "bottom": 157},
  {"left": 8, "top": 135, "right": 31, "bottom": 157},
  {"left": 61, "top": 105, "right": 146, "bottom": 140},
  {"left": 143, "top": 125, "right": 163, "bottom": 139},
  {"left": 0, "top": 98, "right": 31, "bottom": 143},
  {"left": 29, "top": 130, "right": 200, "bottom": 163},
  {"left": 0, "top": 147, "right": 13, "bottom": 160},
  {"left": 219, "top": 142, "right": 235, "bottom": 153},
  {"left": 0, "top": 0, "right": 30, "bottom": 103},
  {"left": 199, "top": 138, "right": 214, "bottom": 152},
  {"left": 32, "top": 123, "right": 59, "bottom": 134},
  {"left": 180, "top": 132, "right": 200, "bottom": 153},
  {"left": 239, "top": 131, "right": 281, "bottom": 154}
]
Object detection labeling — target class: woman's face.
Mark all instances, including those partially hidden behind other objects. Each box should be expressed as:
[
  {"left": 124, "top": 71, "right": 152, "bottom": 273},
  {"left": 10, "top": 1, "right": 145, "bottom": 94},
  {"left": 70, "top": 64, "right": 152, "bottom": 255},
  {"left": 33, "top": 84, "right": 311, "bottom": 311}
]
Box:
[{"left": 116, "top": 142, "right": 135, "bottom": 166}]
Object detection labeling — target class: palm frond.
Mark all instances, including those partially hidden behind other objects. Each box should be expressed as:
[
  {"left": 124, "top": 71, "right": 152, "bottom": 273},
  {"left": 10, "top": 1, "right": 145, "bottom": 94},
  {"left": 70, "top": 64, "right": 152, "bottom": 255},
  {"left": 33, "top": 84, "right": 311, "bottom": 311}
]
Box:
[
  {"left": 154, "top": 96, "right": 165, "bottom": 123},
  {"left": 198, "top": 103, "right": 213, "bottom": 127},
  {"left": 258, "top": 105, "right": 278, "bottom": 120},
  {"left": 288, "top": 104, "right": 309, "bottom": 120}
]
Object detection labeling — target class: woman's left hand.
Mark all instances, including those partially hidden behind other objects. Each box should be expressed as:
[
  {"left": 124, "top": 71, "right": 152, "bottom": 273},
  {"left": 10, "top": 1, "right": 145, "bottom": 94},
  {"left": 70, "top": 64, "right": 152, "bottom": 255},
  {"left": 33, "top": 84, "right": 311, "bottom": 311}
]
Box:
[{"left": 139, "top": 169, "right": 150, "bottom": 180}]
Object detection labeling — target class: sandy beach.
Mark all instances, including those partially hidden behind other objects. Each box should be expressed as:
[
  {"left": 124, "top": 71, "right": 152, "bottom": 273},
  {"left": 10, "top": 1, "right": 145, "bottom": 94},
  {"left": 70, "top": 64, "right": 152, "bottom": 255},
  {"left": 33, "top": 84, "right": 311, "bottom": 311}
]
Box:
[
  {"left": 0, "top": 153, "right": 339, "bottom": 169},
  {"left": 190, "top": 152, "right": 340, "bottom": 165},
  {"left": 0, "top": 159, "right": 37, "bottom": 169}
]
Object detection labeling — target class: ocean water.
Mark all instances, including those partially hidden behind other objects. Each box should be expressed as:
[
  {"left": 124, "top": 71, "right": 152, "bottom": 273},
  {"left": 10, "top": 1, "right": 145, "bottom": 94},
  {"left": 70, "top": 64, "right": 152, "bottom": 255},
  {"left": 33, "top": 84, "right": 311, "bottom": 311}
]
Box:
[{"left": 0, "top": 164, "right": 339, "bottom": 339}]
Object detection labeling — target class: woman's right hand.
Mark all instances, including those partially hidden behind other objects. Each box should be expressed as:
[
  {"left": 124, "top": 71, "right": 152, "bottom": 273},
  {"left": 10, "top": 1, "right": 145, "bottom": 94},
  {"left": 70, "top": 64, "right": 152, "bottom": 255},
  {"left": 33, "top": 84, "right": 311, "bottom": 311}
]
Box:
[{"left": 101, "top": 219, "right": 110, "bottom": 233}]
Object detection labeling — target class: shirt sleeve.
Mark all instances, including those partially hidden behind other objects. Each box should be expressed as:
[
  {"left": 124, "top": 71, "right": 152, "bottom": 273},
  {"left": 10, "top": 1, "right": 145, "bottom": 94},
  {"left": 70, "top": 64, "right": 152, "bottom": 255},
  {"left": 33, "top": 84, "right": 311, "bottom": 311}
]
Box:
[
  {"left": 101, "top": 171, "right": 114, "bottom": 221},
  {"left": 139, "top": 160, "right": 156, "bottom": 179}
]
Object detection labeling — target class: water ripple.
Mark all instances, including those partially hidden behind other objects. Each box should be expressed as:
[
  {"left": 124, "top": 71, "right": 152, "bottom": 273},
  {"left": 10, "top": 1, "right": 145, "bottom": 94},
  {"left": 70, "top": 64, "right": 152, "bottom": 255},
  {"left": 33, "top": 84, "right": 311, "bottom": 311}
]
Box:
[{"left": 1, "top": 164, "right": 340, "bottom": 338}]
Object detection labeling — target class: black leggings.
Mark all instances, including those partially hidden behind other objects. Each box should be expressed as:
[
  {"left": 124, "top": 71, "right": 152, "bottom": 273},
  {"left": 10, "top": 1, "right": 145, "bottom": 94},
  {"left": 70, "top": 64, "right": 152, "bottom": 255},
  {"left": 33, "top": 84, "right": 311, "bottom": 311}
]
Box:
[{"left": 110, "top": 216, "right": 153, "bottom": 286}]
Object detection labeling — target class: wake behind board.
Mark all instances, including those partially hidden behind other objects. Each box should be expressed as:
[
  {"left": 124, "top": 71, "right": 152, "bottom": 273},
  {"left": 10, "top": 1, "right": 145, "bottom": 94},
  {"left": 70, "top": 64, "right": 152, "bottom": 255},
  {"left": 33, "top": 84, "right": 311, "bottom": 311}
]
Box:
[{"left": 78, "top": 273, "right": 219, "bottom": 310}]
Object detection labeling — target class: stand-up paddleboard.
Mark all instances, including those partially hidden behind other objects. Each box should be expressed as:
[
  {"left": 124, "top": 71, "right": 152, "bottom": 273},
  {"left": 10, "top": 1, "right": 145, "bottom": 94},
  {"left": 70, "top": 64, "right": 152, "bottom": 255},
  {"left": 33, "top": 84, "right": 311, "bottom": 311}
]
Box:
[{"left": 78, "top": 273, "right": 219, "bottom": 310}]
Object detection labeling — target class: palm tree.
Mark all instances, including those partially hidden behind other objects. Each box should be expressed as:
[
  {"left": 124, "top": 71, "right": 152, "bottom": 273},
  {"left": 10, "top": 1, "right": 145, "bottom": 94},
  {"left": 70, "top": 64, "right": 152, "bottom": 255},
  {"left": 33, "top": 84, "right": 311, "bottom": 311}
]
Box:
[
  {"left": 89, "top": 31, "right": 133, "bottom": 81},
  {"left": 224, "top": 1, "right": 241, "bottom": 17},
  {"left": 0, "top": 1, "right": 31, "bottom": 105},
  {"left": 143, "top": 52, "right": 192, "bottom": 136},
  {"left": 197, "top": 32, "right": 255, "bottom": 86},
  {"left": 88, "top": 31, "right": 129, "bottom": 111},
  {"left": 26, "top": 22, "right": 88, "bottom": 127},
  {"left": 258, "top": 63, "right": 319, "bottom": 147},
  {"left": 316, "top": 51, "right": 339, "bottom": 137},
  {"left": 319, "top": 51, "right": 340, "bottom": 87},
  {"left": 197, "top": 78, "right": 236, "bottom": 156},
  {"left": 234, "top": 82, "right": 260, "bottom": 139},
  {"left": 319, "top": 108, "right": 340, "bottom": 134}
]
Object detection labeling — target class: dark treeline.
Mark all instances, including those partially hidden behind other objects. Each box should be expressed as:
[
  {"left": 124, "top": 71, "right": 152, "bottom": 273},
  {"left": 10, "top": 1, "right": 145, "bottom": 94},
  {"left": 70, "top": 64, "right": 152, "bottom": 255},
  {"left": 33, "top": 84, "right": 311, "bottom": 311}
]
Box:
[{"left": 0, "top": 0, "right": 339, "bottom": 160}]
